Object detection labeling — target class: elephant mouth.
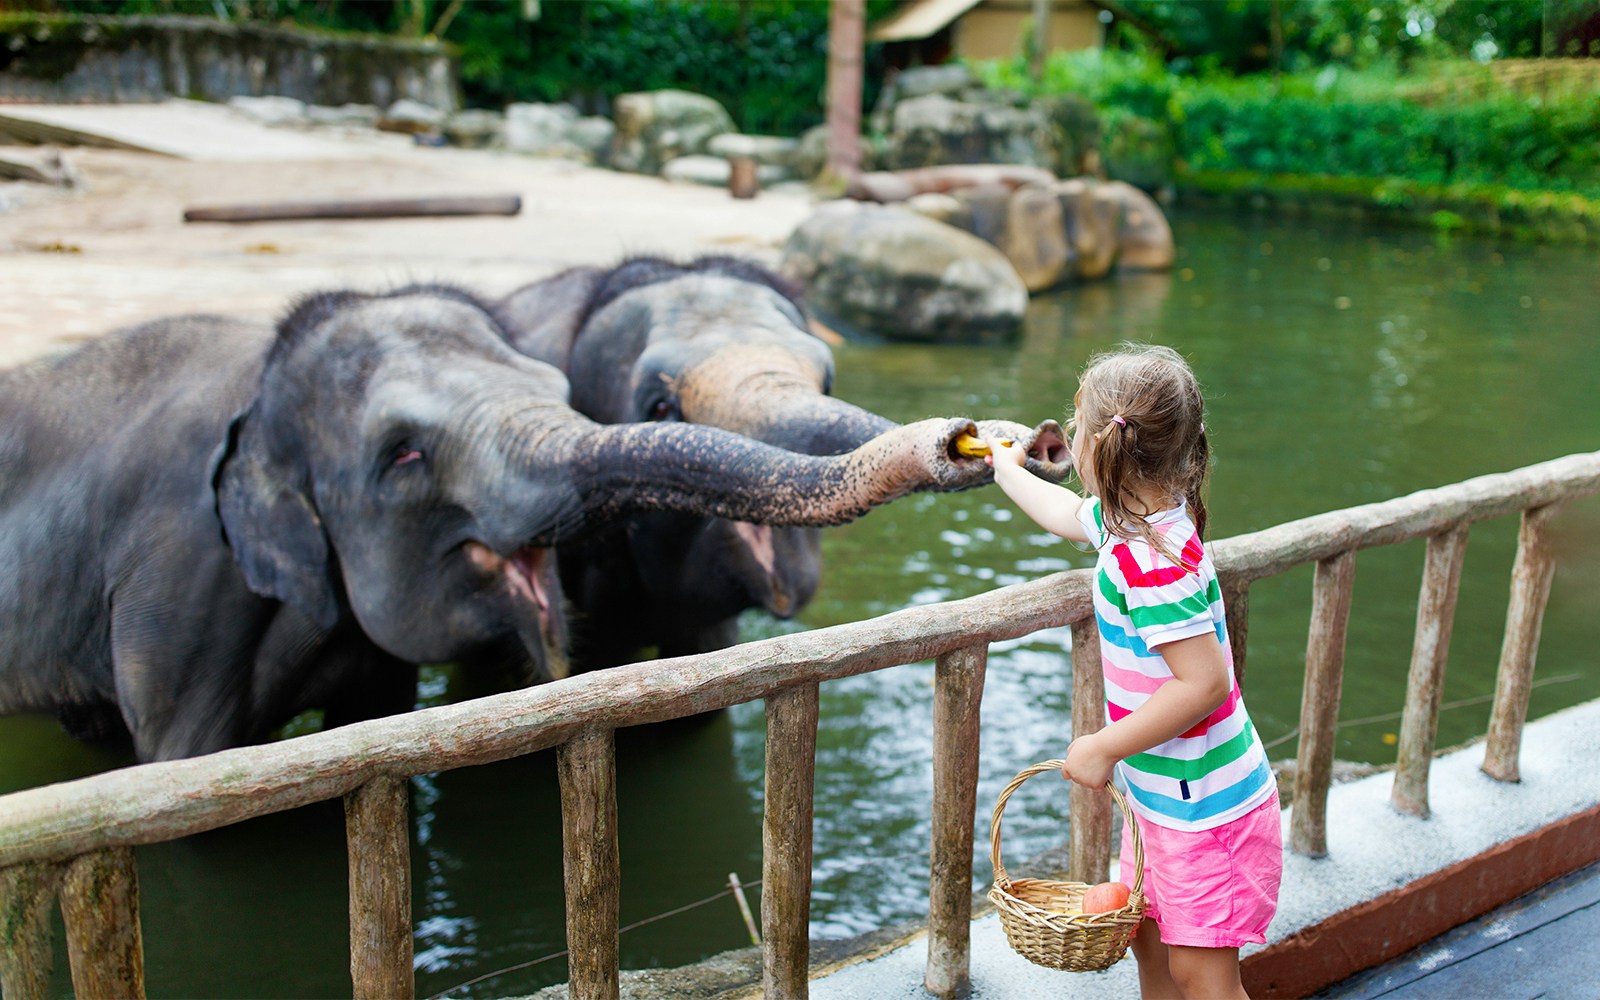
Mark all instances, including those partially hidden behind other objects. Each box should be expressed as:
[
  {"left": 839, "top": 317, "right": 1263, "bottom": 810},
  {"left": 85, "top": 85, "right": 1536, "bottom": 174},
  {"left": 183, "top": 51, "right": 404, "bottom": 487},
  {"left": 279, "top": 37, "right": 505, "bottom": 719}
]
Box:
[{"left": 463, "top": 540, "right": 567, "bottom": 679}]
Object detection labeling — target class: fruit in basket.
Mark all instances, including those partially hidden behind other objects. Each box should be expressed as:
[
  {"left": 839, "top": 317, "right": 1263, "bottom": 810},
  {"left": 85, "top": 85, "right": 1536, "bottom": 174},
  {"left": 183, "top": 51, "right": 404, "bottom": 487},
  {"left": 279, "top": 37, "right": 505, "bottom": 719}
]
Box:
[{"left": 1082, "top": 881, "right": 1132, "bottom": 913}]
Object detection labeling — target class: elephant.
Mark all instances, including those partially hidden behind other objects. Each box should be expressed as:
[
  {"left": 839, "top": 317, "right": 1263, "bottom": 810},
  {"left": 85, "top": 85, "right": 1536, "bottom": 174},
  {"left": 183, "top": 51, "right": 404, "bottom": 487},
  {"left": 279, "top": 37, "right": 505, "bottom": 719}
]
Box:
[
  {"left": 494, "top": 255, "right": 1070, "bottom": 669},
  {"left": 0, "top": 283, "right": 1014, "bottom": 761}
]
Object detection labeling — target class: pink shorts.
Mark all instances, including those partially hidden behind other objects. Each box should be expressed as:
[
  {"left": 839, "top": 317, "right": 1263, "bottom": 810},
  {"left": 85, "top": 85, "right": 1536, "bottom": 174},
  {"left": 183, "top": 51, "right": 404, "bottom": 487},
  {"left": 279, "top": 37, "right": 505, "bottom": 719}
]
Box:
[{"left": 1118, "top": 790, "right": 1283, "bottom": 949}]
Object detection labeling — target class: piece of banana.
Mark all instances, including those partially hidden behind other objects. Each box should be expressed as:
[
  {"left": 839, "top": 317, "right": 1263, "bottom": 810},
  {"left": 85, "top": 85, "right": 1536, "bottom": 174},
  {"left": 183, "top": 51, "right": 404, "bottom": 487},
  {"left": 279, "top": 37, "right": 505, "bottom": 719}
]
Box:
[{"left": 953, "top": 433, "right": 1013, "bottom": 458}]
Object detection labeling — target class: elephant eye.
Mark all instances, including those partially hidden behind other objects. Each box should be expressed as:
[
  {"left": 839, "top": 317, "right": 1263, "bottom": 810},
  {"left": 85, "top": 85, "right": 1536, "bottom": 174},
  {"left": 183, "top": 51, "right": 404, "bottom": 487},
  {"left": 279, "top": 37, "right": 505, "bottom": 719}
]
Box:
[
  {"left": 647, "top": 399, "right": 679, "bottom": 421},
  {"left": 391, "top": 445, "right": 425, "bottom": 468}
]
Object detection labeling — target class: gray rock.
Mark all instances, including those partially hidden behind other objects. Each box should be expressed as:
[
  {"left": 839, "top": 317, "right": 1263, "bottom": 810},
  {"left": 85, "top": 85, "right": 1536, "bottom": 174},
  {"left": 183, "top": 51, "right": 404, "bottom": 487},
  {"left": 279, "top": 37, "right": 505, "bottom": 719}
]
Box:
[
  {"left": 781, "top": 200, "right": 1027, "bottom": 342},
  {"left": 305, "top": 103, "right": 381, "bottom": 128},
  {"left": 609, "top": 89, "right": 736, "bottom": 176},
  {"left": 706, "top": 132, "right": 800, "bottom": 168},
  {"left": 792, "top": 124, "right": 828, "bottom": 180},
  {"left": 227, "top": 95, "right": 307, "bottom": 126},
  {"left": 443, "top": 108, "right": 504, "bottom": 149},
  {"left": 504, "top": 102, "right": 580, "bottom": 155},
  {"left": 892, "top": 63, "right": 977, "bottom": 101},
  {"left": 661, "top": 154, "right": 789, "bottom": 188},
  {"left": 880, "top": 94, "right": 1053, "bottom": 171},
  {"left": 379, "top": 98, "right": 446, "bottom": 134},
  {"left": 567, "top": 116, "right": 615, "bottom": 164}
]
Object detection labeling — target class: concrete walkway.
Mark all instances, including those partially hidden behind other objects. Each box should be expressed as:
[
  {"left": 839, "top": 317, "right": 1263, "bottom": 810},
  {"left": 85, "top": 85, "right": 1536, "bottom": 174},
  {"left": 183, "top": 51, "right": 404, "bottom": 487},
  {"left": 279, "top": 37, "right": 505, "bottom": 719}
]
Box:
[{"left": 808, "top": 698, "right": 1600, "bottom": 998}]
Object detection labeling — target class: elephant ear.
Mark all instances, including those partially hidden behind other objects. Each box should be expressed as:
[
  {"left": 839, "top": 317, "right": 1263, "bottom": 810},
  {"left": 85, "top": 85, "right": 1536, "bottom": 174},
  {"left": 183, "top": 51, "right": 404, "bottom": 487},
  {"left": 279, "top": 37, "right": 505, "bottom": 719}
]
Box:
[{"left": 209, "top": 405, "right": 340, "bottom": 630}]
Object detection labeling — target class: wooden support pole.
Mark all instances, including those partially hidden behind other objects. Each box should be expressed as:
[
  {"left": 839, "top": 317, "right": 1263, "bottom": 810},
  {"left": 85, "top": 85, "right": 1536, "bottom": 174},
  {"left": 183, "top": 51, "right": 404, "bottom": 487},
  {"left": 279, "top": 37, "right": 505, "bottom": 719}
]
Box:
[
  {"left": 925, "top": 643, "right": 987, "bottom": 999},
  {"left": 345, "top": 776, "right": 414, "bottom": 1000},
  {"left": 1068, "top": 619, "right": 1112, "bottom": 885},
  {"left": 0, "top": 861, "right": 61, "bottom": 1000},
  {"left": 1222, "top": 577, "right": 1251, "bottom": 688},
  {"left": 1392, "top": 524, "right": 1470, "bottom": 818},
  {"left": 58, "top": 848, "right": 145, "bottom": 1000},
  {"left": 762, "top": 683, "right": 819, "bottom": 1000},
  {"left": 1290, "top": 550, "right": 1356, "bottom": 858},
  {"left": 558, "top": 727, "right": 621, "bottom": 1000},
  {"left": 182, "top": 194, "right": 522, "bottom": 223},
  {"left": 1483, "top": 505, "right": 1561, "bottom": 783}
]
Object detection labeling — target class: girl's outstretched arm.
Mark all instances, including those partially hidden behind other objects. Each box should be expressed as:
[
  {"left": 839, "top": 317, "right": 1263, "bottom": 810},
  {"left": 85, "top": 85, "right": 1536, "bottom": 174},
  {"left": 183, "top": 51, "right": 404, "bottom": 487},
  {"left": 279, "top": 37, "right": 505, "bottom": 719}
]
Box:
[
  {"left": 1061, "top": 632, "right": 1232, "bottom": 788},
  {"left": 985, "top": 437, "right": 1092, "bottom": 543}
]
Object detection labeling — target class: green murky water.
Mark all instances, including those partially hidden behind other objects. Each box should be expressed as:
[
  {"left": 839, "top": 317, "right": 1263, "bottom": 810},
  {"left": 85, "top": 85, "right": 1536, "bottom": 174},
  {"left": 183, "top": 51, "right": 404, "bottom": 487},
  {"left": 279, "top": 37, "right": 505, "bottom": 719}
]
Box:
[{"left": 4, "top": 212, "right": 1597, "bottom": 997}]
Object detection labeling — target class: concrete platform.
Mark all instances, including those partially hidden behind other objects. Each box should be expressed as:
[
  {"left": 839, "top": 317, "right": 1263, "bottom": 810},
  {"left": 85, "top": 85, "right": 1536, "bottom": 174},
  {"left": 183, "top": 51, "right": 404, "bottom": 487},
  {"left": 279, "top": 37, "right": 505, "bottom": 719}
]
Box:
[{"left": 807, "top": 698, "right": 1600, "bottom": 999}]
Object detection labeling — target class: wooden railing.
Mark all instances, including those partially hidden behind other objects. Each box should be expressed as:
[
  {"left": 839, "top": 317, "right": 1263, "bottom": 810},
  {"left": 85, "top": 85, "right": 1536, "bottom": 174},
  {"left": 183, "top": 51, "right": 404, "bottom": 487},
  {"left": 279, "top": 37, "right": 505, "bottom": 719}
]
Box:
[{"left": 0, "top": 451, "right": 1596, "bottom": 1000}]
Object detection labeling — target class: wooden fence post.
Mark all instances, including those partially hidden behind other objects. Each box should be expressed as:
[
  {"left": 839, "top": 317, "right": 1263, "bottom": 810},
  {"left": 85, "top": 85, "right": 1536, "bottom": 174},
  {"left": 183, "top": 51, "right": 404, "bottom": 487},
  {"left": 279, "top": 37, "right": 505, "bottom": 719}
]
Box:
[
  {"left": 0, "top": 861, "right": 61, "bottom": 1000},
  {"left": 762, "top": 682, "right": 819, "bottom": 1000},
  {"left": 1290, "top": 550, "right": 1356, "bottom": 858},
  {"left": 1222, "top": 578, "right": 1252, "bottom": 688},
  {"left": 925, "top": 644, "right": 987, "bottom": 999},
  {"left": 558, "top": 727, "right": 621, "bottom": 1000},
  {"left": 1392, "top": 524, "right": 1470, "bottom": 818},
  {"left": 346, "top": 775, "right": 414, "bottom": 1000},
  {"left": 1068, "top": 619, "right": 1112, "bottom": 885},
  {"left": 1483, "top": 504, "right": 1561, "bottom": 782},
  {"left": 58, "top": 847, "right": 145, "bottom": 999}
]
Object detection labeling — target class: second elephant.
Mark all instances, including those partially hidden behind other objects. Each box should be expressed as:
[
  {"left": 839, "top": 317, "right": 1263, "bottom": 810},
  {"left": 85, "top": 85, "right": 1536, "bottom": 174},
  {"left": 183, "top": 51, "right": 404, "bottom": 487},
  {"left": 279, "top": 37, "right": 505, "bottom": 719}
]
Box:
[{"left": 495, "top": 255, "right": 1069, "bottom": 669}]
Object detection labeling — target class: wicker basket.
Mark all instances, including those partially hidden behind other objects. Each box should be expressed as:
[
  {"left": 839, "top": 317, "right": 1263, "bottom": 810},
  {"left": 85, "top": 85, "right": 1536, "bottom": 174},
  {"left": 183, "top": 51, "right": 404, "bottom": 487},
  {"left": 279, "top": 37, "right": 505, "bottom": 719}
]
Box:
[{"left": 988, "top": 760, "right": 1146, "bottom": 972}]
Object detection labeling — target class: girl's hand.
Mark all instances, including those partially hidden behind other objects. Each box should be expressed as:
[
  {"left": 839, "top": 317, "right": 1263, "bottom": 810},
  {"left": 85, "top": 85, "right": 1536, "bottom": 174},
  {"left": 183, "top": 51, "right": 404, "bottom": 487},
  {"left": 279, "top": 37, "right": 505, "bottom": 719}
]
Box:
[
  {"left": 1061, "top": 733, "right": 1118, "bottom": 789},
  {"left": 984, "top": 436, "right": 1026, "bottom": 470}
]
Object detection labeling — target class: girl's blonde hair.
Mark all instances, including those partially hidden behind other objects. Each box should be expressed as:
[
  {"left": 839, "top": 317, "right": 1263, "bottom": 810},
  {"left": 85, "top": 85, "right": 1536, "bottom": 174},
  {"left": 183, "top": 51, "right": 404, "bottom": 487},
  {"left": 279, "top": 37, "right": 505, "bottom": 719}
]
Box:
[{"left": 1072, "top": 343, "right": 1210, "bottom": 563}]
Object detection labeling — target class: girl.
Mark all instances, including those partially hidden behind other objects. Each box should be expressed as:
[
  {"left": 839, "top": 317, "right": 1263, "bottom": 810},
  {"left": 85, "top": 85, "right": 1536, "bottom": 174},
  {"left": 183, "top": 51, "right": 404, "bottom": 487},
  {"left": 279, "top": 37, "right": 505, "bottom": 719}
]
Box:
[{"left": 984, "top": 344, "right": 1280, "bottom": 1000}]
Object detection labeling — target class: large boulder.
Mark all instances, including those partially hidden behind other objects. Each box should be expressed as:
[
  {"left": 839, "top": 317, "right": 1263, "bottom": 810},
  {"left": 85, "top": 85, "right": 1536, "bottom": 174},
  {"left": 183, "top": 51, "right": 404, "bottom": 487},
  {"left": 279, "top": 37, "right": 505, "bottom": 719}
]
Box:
[
  {"left": 899, "top": 177, "right": 1174, "bottom": 292},
  {"left": 781, "top": 201, "right": 1028, "bottom": 342},
  {"left": 608, "top": 89, "right": 736, "bottom": 175},
  {"left": 878, "top": 94, "right": 1054, "bottom": 171}
]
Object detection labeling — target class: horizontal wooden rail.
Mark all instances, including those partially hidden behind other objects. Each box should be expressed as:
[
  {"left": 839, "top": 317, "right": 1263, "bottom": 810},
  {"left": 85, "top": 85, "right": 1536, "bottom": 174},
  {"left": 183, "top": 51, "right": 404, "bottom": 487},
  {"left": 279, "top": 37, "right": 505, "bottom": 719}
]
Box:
[
  {"left": 1213, "top": 452, "right": 1600, "bottom": 583},
  {"left": 0, "top": 571, "right": 1091, "bottom": 869},
  {"left": 1, "top": 451, "right": 1595, "bottom": 871}
]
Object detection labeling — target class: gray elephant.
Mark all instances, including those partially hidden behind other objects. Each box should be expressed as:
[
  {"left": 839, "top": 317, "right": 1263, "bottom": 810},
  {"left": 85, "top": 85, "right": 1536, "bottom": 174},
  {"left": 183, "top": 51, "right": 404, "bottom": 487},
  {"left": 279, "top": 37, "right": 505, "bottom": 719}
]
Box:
[
  {"left": 0, "top": 284, "right": 1005, "bottom": 761},
  {"left": 494, "top": 255, "right": 1070, "bottom": 669}
]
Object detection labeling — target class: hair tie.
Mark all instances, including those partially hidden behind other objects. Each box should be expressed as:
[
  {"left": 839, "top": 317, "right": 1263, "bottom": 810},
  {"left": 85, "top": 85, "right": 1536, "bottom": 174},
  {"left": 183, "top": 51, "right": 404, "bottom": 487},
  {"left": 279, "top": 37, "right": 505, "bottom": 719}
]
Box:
[{"left": 1110, "top": 414, "right": 1126, "bottom": 427}]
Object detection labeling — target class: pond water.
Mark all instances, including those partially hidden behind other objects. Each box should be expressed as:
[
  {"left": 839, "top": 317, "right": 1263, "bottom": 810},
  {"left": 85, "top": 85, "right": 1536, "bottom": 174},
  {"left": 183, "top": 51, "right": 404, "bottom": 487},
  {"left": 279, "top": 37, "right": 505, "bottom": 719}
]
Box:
[{"left": 4, "top": 212, "right": 1598, "bottom": 998}]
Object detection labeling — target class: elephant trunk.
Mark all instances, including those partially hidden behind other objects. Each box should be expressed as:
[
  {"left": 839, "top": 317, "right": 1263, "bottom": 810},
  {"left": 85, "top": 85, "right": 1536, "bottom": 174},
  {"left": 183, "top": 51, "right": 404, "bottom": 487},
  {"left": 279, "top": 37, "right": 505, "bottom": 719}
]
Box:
[
  {"left": 520, "top": 416, "right": 992, "bottom": 546},
  {"left": 673, "top": 344, "right": 892, "bottom": 455}
]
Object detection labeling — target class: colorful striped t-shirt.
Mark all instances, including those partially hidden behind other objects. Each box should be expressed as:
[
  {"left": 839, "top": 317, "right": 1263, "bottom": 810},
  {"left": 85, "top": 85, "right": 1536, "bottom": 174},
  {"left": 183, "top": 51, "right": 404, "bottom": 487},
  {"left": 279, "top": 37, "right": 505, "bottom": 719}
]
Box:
[{"left": 1076, "top": 496, "right": 1274, "bottom": 832}]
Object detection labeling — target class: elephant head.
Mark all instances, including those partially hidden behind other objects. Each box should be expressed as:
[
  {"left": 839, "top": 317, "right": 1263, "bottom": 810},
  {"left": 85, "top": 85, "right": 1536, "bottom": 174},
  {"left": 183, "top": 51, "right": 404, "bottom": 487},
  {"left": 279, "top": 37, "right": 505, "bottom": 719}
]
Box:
[
  {"left": 495, "top": 256, "right": 1069, "bottom": 668},
  {"left": 212, "top": 284, "right": 1004, "bottom": 681}
]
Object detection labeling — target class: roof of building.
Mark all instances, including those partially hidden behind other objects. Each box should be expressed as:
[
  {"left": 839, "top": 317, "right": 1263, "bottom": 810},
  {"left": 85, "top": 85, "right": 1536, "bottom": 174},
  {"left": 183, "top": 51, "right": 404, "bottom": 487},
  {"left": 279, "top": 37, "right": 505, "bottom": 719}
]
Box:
[
  {"left": 867, "top": 0, "right": 1166, "bottom": 49},
  {"left": 868, "top": 0, "right": 985, "bottom": 44}
]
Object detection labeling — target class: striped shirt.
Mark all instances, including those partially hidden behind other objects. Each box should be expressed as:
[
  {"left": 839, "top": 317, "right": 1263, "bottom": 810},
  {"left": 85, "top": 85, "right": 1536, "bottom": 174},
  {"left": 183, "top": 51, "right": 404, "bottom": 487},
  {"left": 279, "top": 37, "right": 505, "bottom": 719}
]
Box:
[{"left": 1077, "top": 496, "right": 1274, "bottom": 832}]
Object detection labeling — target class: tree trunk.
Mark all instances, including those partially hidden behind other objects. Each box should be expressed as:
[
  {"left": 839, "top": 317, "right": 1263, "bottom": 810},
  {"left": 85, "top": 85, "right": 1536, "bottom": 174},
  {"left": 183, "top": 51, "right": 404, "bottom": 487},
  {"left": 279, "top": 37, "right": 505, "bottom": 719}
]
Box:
[{"left": 825, "top": 0, "right": 865, "bottom": 183}]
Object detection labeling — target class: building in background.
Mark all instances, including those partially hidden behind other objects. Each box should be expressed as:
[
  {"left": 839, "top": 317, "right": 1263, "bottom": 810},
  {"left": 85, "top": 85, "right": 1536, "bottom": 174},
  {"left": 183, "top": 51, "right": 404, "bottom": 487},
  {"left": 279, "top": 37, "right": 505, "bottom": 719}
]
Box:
[{"left": 868, "top": 0, "right": 1125, "bottom": 68}]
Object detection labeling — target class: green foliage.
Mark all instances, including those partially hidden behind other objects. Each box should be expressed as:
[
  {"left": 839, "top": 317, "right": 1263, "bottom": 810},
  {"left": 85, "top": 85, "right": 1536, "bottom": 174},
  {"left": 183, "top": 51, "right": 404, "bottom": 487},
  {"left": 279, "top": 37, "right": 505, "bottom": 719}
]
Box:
[{"left": 1175, "top": 85, "right": 1600, "bottom": 195}]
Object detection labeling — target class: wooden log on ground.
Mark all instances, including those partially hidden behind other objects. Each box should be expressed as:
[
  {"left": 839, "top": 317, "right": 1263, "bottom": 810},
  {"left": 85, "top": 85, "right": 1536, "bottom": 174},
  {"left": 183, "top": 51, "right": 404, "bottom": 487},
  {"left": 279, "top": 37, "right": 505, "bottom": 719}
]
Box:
[
  {"left": 762, "top": 683, "right": 819, "bottom": 1000},
  {"left": 1068, "top": 618, "right": 1112, "bottom": 885},
  {"left": 346, "top": 776, "right": 414, "bottom": 1000},
  {"left": 59, "top": 848, "right": 145, "bottom": 999},
  {"left": 1483, "top": 504, "right": 1562, "bottom": 782},
  {"left": 558, "top": 727, "right": 620, "bottom": 1000},
  {"left": 1290, "top": 551, "right": 1357, "bottom": 858},
  {"left": 183, "top": 194, "right": 522, "bottom": 223},
  {"left": 1392, "top": 524, "right": 1470, "bottom": 818},
  {"left": 925, "top": 643, "right": 987, "bottom": 999},
  {"left": 0, "top": 861, "right": 61, "bottom": 1000}
]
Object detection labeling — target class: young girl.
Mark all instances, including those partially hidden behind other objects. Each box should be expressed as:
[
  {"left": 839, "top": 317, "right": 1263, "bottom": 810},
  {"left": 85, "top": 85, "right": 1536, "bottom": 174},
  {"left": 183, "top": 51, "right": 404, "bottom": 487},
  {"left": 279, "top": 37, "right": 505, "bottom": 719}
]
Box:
[{"left": 984, "top": 344, "right": 1280, "bottom": 1000}]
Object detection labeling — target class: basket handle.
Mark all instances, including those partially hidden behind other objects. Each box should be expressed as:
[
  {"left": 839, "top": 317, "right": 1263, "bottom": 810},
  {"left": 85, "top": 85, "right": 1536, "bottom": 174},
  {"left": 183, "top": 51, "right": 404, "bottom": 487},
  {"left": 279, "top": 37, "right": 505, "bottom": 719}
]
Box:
[{"left": 988, "top": 760, "right": 1144, "bottom": 897}]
